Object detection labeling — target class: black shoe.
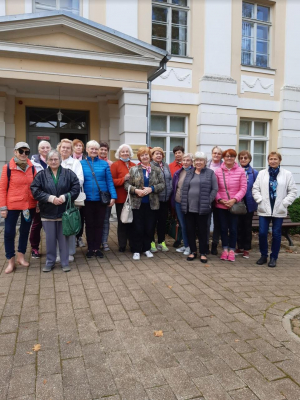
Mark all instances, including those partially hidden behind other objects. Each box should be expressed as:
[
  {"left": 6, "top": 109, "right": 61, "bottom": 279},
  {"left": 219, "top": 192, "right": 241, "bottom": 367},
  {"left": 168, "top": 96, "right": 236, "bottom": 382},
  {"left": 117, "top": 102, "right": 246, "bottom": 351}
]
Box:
[
  {"left": 268, "top": 257, "right": 277, "bottom": 268},
  {"left": 200, "top": 254, "right": 208, "bottom": 264},
  {"left": 173, "top": 240, "right": 181, "bottom": 248},
  {"left": 187, "top": 252, "right": 197, "bottom": 261},
  {"left": 211, "top": 243, "right": 218, "bottom": 256},
  {"left": 256, "top": 256, "right": 268, "bottom": 265},
  {"left": 94, "top": 250, "right": 104, "bottom": 258},
  {"left": 119, "top": 246, "right": 126, "bottom": 252},
  {"left": 86, "top": 250, "right": 94, "bottom": 258}
]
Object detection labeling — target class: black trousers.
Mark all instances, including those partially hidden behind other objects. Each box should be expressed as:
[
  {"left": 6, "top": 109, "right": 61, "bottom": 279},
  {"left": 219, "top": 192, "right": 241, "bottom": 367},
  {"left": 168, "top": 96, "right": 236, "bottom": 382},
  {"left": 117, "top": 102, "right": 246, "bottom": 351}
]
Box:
[
  {"left": 76, "top": 206, "right": 85, "bottom": 239},
  {"left": 116, "top": 202, "right": 133, "bottom": 248},
  {"left": 207, "top": 206, "right": 221, "bottom": 245},
  {"left": 132, "top": 203, "right": 157, "bottom": 253},
  {"left": 185, "top": 212, "right": 209, "bottom": 255},
  {"left": 237, "top": 211, "right": 254, "bottom": 250},
  {"left": 84, "top": 201, "right": 107, "bottom": 251},
  {"left": 153, "top": 201, "right": 169, "bottom": 244}
]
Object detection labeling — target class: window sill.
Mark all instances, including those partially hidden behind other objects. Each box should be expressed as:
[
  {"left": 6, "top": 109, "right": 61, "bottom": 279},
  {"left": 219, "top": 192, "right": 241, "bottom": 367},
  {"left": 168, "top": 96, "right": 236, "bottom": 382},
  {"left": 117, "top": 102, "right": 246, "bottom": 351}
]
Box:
[
  {"left": 169, "top": 56, "right": 193, "bottom": 64},
  {"left": 241, "top": 65, "right": 276, "bottom": 75}
]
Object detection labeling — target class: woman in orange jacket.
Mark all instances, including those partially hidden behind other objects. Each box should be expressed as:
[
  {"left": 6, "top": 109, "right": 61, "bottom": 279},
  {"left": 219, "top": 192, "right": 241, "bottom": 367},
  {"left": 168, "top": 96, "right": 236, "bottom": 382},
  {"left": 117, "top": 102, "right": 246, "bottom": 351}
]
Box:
[{"left": 0, "top": 142, "right": 37, "bottom": 273}]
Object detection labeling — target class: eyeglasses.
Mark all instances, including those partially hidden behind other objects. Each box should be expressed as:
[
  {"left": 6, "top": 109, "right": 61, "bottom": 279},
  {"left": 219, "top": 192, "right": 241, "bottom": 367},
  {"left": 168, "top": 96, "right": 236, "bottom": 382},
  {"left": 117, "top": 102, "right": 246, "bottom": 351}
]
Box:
[
  {"left": 225, "top": 155, "right": 235, "bottom": 158},
  {"left": 18, "top": 149, "right": 30, "bottom": 155},
  {"left": 239, "top": 156, "right": 249, "bottom": 160},
  {"left": 48, "top": 159, "right": 59, "bottom": 162}
]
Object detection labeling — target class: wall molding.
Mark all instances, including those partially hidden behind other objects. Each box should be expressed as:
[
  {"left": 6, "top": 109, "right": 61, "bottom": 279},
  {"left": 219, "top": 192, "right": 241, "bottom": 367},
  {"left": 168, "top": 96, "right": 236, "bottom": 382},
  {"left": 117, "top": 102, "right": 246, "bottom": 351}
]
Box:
[{"left": 241, "top": 75, "right": 274, "bottom": 96}]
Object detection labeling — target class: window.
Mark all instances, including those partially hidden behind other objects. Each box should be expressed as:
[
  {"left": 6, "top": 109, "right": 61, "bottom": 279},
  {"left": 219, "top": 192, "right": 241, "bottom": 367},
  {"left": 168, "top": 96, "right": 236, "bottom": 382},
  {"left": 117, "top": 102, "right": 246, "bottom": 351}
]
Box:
[
  {"left": 152, "top": 0, "right": 189, "bottom": 56},
  {"left": 239, "top": 119, "right": 269, "bottom": 170},
  {"left": 34, "top": 0, "right": 79, "bottom": 15},
  {"left": 242, "top": 2, "right": 271, "bottom": 68},
  {"left": 151, "top": 114, "right": 187, "bottom": 163}
]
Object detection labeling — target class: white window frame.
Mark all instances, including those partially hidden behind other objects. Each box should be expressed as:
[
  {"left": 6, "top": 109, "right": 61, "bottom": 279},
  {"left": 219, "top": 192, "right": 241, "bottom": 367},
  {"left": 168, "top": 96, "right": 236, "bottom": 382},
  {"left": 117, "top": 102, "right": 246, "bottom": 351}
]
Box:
[
  {"left": 241, "top": 1, "right": 272, "bottom": 68},
  {"left": 152, "top": 0, "right": 189, "bottom": 57},
  {"left": 150, "top": 114, "right": 188, "bottom": 164},
  {"left": 239, "top": 119, "right": 269, "bottom": 171},
  {"left": 34, "top": 0, "right": 80, "bottom": 15}
]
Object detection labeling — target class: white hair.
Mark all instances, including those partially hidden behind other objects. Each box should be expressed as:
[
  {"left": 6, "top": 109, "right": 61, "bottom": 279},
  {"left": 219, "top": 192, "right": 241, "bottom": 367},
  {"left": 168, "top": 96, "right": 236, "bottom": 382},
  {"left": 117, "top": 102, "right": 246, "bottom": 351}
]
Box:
[
  {"left": 38, "top": 140, "right": 51, "bottom": 149},
  {"left": 211, "top": 146, "right": 223, "bottom": 154},
  {"left": 115, "top": 144, "right": 134, "bottom": 160},
  {"left": 86, "top": 140, "right": 100, "bottom": 150},
  {"left": 46, "top": 149, "right": 61, "bottom": 163},
  {"left": 194, "top": 151, "right": 207, "bottom": 161},
  {"left": 182, "top": 152, "right": 194, "bottom": 161}
]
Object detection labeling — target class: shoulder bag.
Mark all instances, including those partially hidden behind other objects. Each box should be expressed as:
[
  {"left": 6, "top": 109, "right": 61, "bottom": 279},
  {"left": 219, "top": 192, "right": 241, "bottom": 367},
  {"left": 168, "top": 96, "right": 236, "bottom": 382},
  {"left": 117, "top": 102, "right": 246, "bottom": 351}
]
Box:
[
  {"left": 222, "top": 170, "right": 247, "bottom": 215},
  {"left": 74, "top": 186, "right": 86, "bottom": 207},
  {"left": 62, "top": 193, "right": 82, "bottom": 236},
  {"left": 120, "top": 185, "right": 133, "bottom": 223},
  {"left": 86, "top": 159, "right": 111, "bottom": 205}
]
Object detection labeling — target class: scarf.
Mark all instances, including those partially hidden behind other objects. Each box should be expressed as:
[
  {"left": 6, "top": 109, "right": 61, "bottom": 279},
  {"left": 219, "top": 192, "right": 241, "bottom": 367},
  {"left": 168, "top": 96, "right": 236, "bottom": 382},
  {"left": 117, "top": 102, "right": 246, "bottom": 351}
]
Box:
[
  {"left": 14, "top": 157, "right": 28, "bottom": 171},
  {"left": 141, "top": 163, "right": 151, "bottom": 178},
  {"left": 269, "top": 165, "right": 280, "bottom": 210},
  {"left": 183, "top": 166, "right": 192, "bottom": 171},
  {"left": 73, "top": 152, "right": 82, "bottom": 160},
  {"left": 242, "top": 163, "right": 250, "bottom": 181}
]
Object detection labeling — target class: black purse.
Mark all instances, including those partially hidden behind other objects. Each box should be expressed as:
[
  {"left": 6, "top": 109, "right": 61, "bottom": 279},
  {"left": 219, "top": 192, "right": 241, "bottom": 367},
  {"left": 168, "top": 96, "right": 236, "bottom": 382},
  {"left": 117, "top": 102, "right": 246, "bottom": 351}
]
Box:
[
  {"left": 86, "top": 159, "right": 111, "bottom": 205},
  {"left": 222, "top": 170, "right": 247, "bottom": 215}
]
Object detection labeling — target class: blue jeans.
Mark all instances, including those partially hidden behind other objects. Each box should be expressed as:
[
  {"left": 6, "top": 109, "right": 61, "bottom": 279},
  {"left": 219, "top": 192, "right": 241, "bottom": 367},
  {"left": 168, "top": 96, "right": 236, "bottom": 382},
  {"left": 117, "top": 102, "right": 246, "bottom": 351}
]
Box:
[
  {"left": 218, "top": 208, "right": 238, "bottom": 250},
  {"left": 175, "top": 202, "right": 189, "bottom": 248},
  {"left": 4, "top": 209, "right": 35, "bottom": 259},
  {"left": 259, "top": 216, "right": 283, "bottom": 260}
]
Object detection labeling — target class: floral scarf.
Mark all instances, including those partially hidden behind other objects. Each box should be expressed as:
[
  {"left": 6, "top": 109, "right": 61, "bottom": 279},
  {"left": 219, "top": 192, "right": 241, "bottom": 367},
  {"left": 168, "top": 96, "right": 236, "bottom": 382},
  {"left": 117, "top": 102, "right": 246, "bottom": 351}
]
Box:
[{"left": 141, "top": 163, "right": 151, "bottom": 178}]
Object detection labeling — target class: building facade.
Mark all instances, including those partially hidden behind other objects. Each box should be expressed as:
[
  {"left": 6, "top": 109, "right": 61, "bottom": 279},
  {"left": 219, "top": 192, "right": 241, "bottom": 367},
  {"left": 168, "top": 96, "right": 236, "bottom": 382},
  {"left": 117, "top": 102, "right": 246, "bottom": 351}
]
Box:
[{"left": 0, "top": 0, "right": 299, "bottom": 190}]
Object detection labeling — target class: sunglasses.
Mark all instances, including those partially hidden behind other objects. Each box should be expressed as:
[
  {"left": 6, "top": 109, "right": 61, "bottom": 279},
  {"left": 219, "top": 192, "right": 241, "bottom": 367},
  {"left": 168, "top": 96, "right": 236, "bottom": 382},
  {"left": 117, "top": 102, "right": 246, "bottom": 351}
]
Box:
[
  {"left": 18, "top": 149, "right": 30, "bottom": 155},
  {"left": 239, "top": 156, "right": 249, "bottom": 160}
]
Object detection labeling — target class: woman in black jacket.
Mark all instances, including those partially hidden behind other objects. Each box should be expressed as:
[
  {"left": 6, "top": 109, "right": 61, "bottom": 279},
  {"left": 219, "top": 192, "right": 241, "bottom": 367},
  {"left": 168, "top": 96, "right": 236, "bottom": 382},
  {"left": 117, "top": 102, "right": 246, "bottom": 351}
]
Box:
[{"left": 31, "top": 150, "right": 80, "bottom": 272}]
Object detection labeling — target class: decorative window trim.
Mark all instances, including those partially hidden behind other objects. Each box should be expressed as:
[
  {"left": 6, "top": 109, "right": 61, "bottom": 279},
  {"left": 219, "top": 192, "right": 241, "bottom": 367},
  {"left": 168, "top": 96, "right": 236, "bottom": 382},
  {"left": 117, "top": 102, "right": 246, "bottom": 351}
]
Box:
[{"left": 34, "top": 0, "right": 80, "bottom": 15}]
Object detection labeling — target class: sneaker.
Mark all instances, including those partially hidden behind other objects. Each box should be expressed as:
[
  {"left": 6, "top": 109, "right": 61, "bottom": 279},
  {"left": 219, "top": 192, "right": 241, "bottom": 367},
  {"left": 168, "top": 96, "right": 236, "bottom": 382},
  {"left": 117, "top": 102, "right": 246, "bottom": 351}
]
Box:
[
  {"left": 102, "top": 243, "right": 110, "bottom": 251},
  {"left": 176, "top": 246, "right": 186, "bottom": 253},
  {"left": 144, "top": 250, "right": 154, "bottom": 258},
  {"left": 56, "top": 256, "right": 60, "bottom": 263},
  {"left": 228, "top": 250, "right": 235, "bottom": 262},
  {"left": 69, "top": 255, "right": 74, "bottom": 262},
  {"left": 235, "top": 249, "right": 243, "bottom": 255},
  {"left": 42, "top": 264, "right": 54, "bottom": 272},
  {"left": 150, "top": 242, "right": 158, "bottom": 253},
  {"left": 157, "top": 242, "right": 169, "bottom": 252},
  {"left": 94, "top": 250, "right": 104, "bottom": 258},
  {"left": 183, "top": 247, "right": 191, "bottom": 255},
  {"left": 78, "top": 237, "right": 85, "bottom": 247},
  {"left": 243, "top": 250, "right": 250, "bottom": 259},
  {"left": 133, "top": 253, "right": 140, "bottom": 260},
  {"left": 220, "top": 249, "right": 229, "bottom": 260},
  {"left": 62, "top": 265, "right": 71, "bottom": 272},
  {"left": 86, "top": 250, "right": 94, "bottom": 258},
  {"left": 31, "top": 249, "right": 40, "bottom": 259}
]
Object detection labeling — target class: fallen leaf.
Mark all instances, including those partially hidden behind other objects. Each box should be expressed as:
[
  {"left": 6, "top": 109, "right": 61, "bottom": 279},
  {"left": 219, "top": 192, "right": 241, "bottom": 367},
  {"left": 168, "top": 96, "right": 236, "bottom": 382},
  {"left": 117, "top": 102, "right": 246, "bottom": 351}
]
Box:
[
  {"left": 204, "top": 264, "right": 210, "bottom": 268},
  {"left": 168, "top": 285, "right": 173, "bottom": 289},
  {"left": 32, "top": 344, "right": 41, "bottom": 352},
  {"left": 26, "top": 352, "right": 33, "bottom": 355},
  {"left": 234, "top": 339, "right": 240, "bottom": 342},
  {"left": 66, "top": 341, "right": 71, "bottom": 344},
  {"left": 43, "top": 379, "right": 47, "bottom": 385},
  {"left": 154, "top": 330, "right": 163, "bottom": 337}
]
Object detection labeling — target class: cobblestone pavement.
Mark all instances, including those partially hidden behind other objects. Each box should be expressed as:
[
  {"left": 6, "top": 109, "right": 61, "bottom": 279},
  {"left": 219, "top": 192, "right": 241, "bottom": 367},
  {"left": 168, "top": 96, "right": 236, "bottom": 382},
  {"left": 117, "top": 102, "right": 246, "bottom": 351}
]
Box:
[{"left": 1, "top": 223, "right": 300, "bottom": 400}]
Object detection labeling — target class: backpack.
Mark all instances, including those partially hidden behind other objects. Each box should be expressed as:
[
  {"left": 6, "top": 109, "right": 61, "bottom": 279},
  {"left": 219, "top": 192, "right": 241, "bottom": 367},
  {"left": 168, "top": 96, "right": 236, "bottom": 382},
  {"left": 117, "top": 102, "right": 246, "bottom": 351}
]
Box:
[{"left": 7, "top": 163, "right": 35, "bottom": 190}]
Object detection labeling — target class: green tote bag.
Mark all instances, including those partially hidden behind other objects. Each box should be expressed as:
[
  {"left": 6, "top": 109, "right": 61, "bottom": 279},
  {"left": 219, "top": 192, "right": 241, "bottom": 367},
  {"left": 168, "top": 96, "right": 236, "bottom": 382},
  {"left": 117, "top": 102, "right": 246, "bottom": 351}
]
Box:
[{"left": 62, "top": 193, "right": 82, "bottom": 236}]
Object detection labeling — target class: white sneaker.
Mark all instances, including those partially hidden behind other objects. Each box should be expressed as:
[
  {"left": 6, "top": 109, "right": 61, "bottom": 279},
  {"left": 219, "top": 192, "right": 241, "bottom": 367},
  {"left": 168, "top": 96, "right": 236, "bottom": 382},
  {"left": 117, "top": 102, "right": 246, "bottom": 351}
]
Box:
[
  {"left": 183, "top": 247, "right": 191, "bottom": 255},
  {"left": 176, "top": 246, "right": 186, "bottom": 253},
  {"left": 56, "top": 256, "right": 60, "bottom": 263},
  {"left": 133, "top": 253, "right": 140, "bottom": 260},
  {"left": 144, "top": 250, "right": 154, "bottom": 258},
  {"left": 69, "top": 255, "right": 74, "bottom": 262}
]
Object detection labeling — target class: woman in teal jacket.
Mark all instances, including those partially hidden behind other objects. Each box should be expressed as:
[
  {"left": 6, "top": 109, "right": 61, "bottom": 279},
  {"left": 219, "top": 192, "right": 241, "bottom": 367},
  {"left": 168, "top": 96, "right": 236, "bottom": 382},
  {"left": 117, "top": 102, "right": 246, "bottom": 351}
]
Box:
[{"left": 81, "top": 140, "right": 117, "bottom": 258}]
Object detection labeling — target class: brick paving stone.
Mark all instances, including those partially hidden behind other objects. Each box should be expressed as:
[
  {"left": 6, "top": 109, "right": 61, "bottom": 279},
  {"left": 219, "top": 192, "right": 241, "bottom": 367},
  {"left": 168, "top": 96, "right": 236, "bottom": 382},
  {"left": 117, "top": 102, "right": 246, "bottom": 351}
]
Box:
[
  {"left": 275, "top": 359, "right": 300, "bottom": 385},
  {"left": 7, "top": 364, "right": 36, "bottom": 399},
  {"left": 244, "top": 351, "right": 286, "bottom": 381},
  {"left": 228, "top": 387, "right": 260, "bottom": 400},
  {"left": 0, "top": 315, "right": 19, "bottom": 333},
  {"left": 37, "top": 349, "right": 61, "bottom": 375},
  {"left": 62, "top": 357, "right": 89, "bottom": 387},
  {"left": 211, "top": 344, "right": 250, "bottom": 370},
  {"left": 86, "top": 365, "right": 118, "bottom": 398},
  {"left": 0, "top": 355, "right": 13, "bottom": 387},
  {"left": 0, "top": 332, "right": 16, "bottom": 355},
  {"left": 36, "top": 374, "right": 64, "bottom": 400},
  {"left": 108, "top": 304, "right": 129, "bottom": 320},
  {"left": 162, "top": 366, "right": 201, "bottom": 400},
  {"left": 146, "top": 385, "right": 177, "bottom": 400},
  {"left": 274, "top": 378, "right": 300, "bottom": 400},
  {"left": 63, "top": 384, "right": 93, "bottom": 400},
  {"left": 193, "top": 375, "right": 233, "bottom": 400},
  {"left": 174, "top": 350, "right": 210, "bottom": 378},
  {"left": 248, "top": 339, "right": 288, "bottom": 362},
  {"left": 203, "top": 357, "right": 245, "bottom": 391}
]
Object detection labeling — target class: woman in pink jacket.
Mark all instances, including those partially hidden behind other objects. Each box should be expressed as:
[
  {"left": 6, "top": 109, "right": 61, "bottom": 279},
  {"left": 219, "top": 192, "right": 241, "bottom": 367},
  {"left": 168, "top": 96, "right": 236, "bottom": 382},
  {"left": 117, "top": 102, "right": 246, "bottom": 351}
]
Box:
[{"left": 215, "top": 149, "right": 247, "bottom": 262}]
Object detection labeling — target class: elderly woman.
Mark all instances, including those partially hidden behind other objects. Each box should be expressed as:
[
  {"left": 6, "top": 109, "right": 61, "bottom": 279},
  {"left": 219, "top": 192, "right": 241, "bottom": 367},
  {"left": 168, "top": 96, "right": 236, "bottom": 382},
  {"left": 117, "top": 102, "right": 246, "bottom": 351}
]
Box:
[
  {"left": 171, "top": 153, "right": 194, "bottom": 256},
  {"left": 30, "top": 140, "right": 51, "bottom": 259},
  {"left": 57, "top": 138, "right": 84, "bottom": 260},
  {"left": 253, "top": 151, "right": 297, "bottom": 267},
  {"left": 0, "top": 142, "right": 37, "bottom": 273},
  {"left": 31, "top": 150, "right": 80, "bottom": 272},
  {"left": 206, "top": 145, "right": 223, "bottom": 255},
  {"left": 124, "top": 146, "right": 165, "bottom": 260},
  {"left": 215, "top": 149, "right": 247, "bottom": 262},
  {"left": 235, "top": 150, "right": 258, "bottom": 259},
  {"left": 110, "top": 144, "right": 135, "bottom": 252},
  {"left": 81, "top": 140, "right": 117, "bottom": 258},
  {"left": 150, "top": 147, "right": 172, "bottom": 252},
  {"left": 181, "top": 152, "right": 218, "bottom": 262}
]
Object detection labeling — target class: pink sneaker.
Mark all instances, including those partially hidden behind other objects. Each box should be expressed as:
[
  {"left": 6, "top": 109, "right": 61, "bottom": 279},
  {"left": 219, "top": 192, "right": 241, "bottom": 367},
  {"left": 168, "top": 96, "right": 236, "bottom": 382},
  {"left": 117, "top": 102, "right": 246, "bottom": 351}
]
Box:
[
  {"left": 228, "top": 250, "right": 235, "bottom": 262},
  {"left": 220, "top": 249, "right": 228, "bottom": 260}
]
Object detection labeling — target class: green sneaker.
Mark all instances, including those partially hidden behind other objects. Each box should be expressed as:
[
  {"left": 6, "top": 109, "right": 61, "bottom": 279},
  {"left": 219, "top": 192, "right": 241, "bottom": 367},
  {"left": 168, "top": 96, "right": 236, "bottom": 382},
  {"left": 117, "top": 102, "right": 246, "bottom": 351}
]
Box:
[
  {"left": 150, "top": 242, "right": 158, "bottom": 253},
  {"left": 157, "top": 242, "right": 169, "bottom": 252}
]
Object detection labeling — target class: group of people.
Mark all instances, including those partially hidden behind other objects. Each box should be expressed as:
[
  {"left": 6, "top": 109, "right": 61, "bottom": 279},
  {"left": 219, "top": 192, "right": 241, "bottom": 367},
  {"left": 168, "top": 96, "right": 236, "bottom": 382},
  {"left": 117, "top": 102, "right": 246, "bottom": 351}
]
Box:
[{"left": 0, "top": 138, "right": 297, "bottom": 274}]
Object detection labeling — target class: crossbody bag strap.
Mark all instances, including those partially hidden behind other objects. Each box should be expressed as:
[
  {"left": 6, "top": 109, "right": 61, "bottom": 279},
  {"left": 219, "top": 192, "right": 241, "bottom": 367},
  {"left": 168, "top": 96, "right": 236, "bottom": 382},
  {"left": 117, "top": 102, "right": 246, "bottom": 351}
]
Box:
[
  {"left": 86, "top": 159, "right": 102, "bottom": 195},
  {"left": 222, "top": 169, "right": 230, "bottom": 200}
]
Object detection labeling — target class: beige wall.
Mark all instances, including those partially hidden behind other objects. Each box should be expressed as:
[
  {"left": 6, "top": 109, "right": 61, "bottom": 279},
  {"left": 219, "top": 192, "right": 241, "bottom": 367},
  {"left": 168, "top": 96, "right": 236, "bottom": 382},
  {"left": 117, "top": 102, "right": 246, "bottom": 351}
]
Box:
[{"left": 5, "top": 0, "right": 25, "bottom": 15}]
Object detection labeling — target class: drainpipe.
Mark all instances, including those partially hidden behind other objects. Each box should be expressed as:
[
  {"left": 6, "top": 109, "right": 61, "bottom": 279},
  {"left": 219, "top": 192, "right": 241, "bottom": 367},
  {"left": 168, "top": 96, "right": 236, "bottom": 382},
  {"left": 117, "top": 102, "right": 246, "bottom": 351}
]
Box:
[{"left": 146, "top": 55, "right": 171, "bottom": 146}]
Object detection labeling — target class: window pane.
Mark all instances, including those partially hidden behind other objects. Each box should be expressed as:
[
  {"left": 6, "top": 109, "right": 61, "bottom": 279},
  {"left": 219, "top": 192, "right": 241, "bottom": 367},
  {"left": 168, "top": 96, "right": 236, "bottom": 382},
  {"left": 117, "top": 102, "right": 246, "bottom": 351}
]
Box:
[
  {"left": 152, "top": 6, "right": 167, "bottom": 22},
  {"left": 151, "top": 115, "right": 167, "bottom": 132},
  {"left": 257, "top": 40, "right": 268, "bottom": 55},
  {"left": 152, "top": 39, "right": 167, "bottom": 50},
  {"left": 239, "top": 140, "right": 250, "bottom": 151},
  {"left": 171, "top": 41, "right": 186, "bottom": 56},
  {"left": 154, "top": 0, "right": 167, "bottom": 2},
  {"left": 151, "top": 136, "right": 166, "bottom": 150},
  {"left": 257, "top": 25, "right": 268, "bottom": 40},
  {"left": 242, "top": 51, "right": 253, "bottom": 65},
  {"left": 242, "top": 2, "right": 254, "bottom": 18},
  {"left": 170, "top": 116, "right": 185, "bottom": 132},
  {"left": 257, "top": 5, "right": 269, "bottom": 22},
  {"left": 240, "top": 120, "right": 251, "bottom": 136},
  {"left": 152, "top": 23, "right": 167, "bottom": 39},
  {"left": 242, "top": 21, "right": 254, "bottom": 38},
  {"left": 170, "top": 137, "right": 185, "bottom": 162},
  {"left": 254, "top": 122, "right": 267, "bottom": 136},
  {"left": 172, "top": 25, "right": 187, "bottom": 41},
  {"left": 242, "top": 37, "right": 254, "bottom": 52},
  {"left": 253, "top": 154, "right": 266, "bottom": 170},
  {"left": 256, "top": 54, "right": 268, "bottom": 67},
  {"left": 254, "top": 141, "right": 266, "bottom": 154},
  {"left": 172, "top": 9, "right": 187, "bottom": 25},
  {"left": 172, "top": 0, "right": 187, "bottom": 6}
]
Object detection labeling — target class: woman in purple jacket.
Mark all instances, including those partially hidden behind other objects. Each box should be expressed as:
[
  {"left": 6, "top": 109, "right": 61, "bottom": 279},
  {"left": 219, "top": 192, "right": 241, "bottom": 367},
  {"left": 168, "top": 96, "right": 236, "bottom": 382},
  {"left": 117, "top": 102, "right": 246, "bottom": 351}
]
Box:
[{"left": 235, "top": 151, "right": 258, "bottom": 259}]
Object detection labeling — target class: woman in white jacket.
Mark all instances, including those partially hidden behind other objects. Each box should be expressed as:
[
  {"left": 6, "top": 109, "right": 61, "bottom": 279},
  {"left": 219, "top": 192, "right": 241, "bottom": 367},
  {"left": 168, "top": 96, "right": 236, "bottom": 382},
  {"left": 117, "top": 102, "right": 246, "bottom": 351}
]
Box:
[{"left": 252, "top": 152, "right": 297, "bottom": 268}]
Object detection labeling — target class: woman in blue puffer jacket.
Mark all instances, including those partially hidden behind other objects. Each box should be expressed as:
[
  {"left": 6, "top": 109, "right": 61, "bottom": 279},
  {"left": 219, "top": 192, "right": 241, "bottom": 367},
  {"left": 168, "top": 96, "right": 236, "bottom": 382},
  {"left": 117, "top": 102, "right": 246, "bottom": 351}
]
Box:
[
  {"left": 81, "top": 140, "right": 117, "bottom": 259},
  {"left": 235, "top": 150, "right": 258, "bottom": 259}
]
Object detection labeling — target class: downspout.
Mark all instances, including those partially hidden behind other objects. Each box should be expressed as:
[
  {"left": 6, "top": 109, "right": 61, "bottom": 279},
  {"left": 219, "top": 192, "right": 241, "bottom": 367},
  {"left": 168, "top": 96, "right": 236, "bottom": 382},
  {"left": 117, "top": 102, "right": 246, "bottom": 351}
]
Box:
[{"left": 146, "top": 55, "right": 171, "bottom": 146}]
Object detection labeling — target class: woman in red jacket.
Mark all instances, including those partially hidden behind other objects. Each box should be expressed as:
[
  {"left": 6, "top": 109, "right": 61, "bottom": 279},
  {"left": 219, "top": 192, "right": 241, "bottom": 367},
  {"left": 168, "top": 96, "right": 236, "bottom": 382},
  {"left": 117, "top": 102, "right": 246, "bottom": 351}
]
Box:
[
  {"left": 0, "top": 142, "right": 37, "bottom": 273},
  {"left": 110, "top": 144, "right": 135, "bottom": 252}
]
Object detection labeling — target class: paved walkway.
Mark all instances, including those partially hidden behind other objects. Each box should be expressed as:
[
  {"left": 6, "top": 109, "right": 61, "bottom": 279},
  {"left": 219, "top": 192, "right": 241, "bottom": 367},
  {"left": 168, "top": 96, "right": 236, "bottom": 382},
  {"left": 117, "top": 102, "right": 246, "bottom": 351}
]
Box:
[{"left": 1, "top": 223, "right": 300, "bottom": 400}]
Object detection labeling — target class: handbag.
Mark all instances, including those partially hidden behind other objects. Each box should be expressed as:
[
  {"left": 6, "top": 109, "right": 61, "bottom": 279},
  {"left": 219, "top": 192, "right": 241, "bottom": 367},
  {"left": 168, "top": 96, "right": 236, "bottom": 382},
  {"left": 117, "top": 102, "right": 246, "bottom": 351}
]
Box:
[
  {"left": 222, "top": 170, "right": 247, "bottom": 215},
  {"left": 62, "top": 193, "right": 82, "bottom": 236},
  {"left": 74, "top": 187, "right": 86, "bottom": 207},
  {"left": 86, "top": 159, "right": 111, "bottom": 205},
  {"left": 120, "top": 185, "right": 133, "bottom": 223}
]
